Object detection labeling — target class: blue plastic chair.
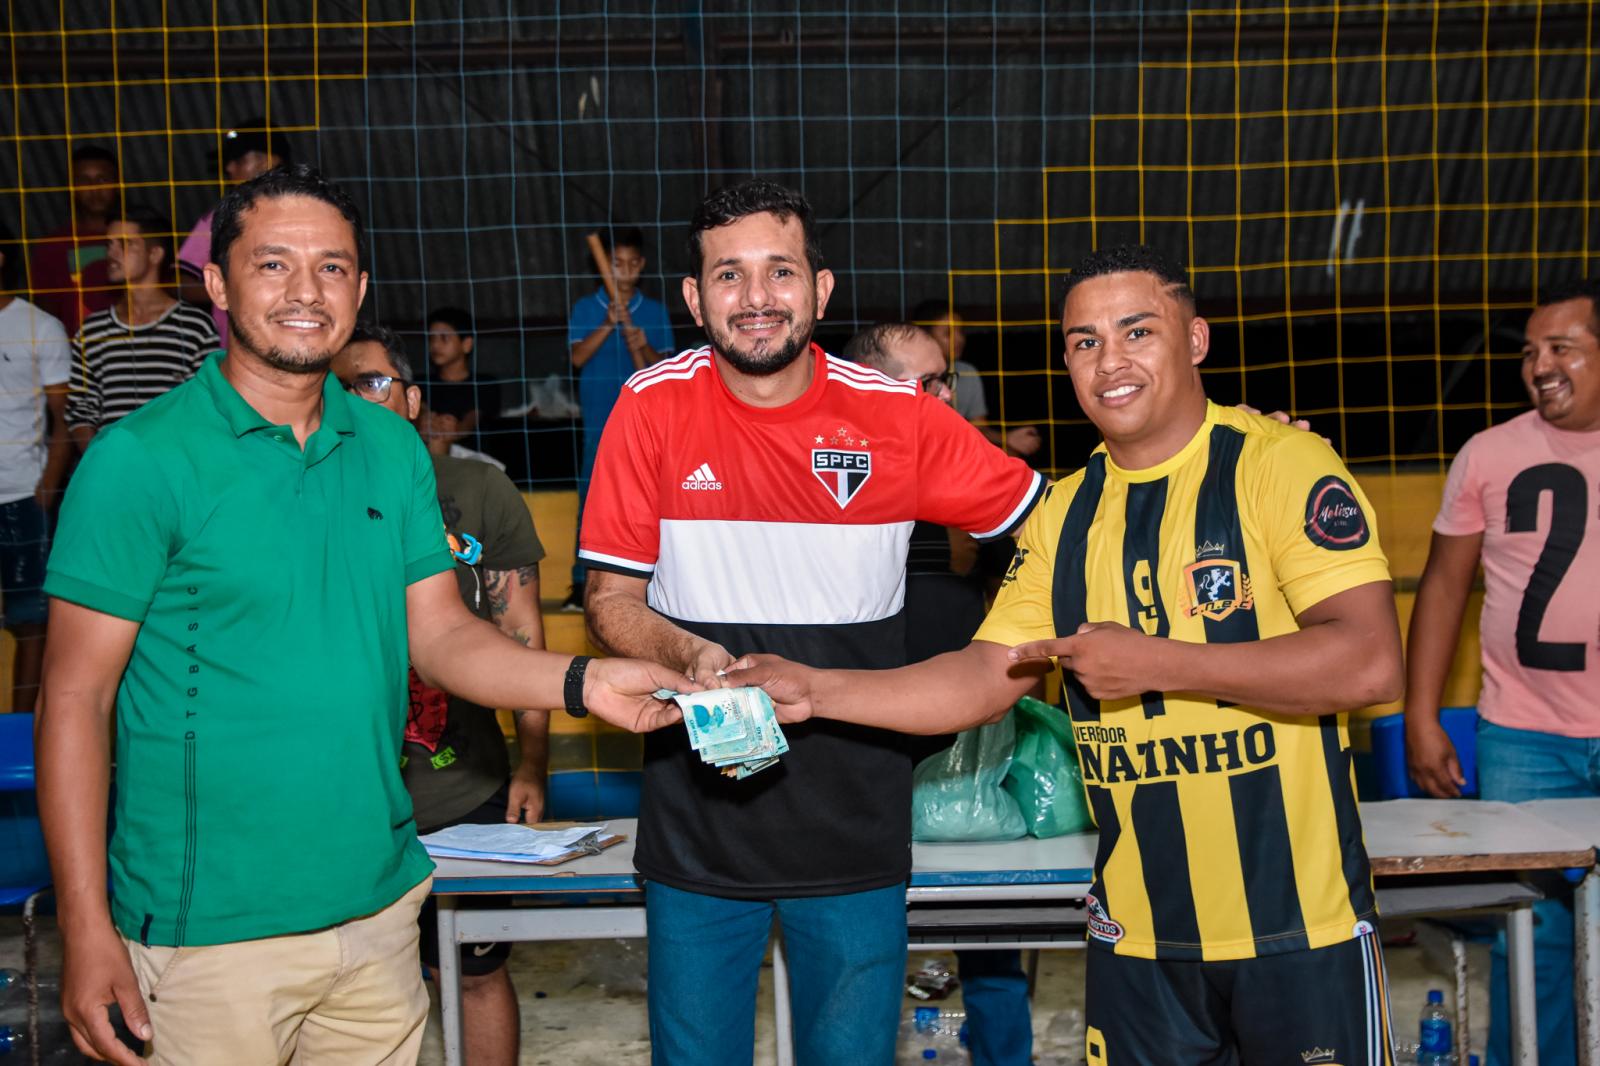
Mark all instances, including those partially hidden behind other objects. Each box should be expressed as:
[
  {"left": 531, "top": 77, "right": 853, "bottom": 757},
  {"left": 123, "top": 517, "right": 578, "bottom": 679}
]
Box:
[
  {"left": 545, "top": 769, "right": 643, "bottom": 820},
  {"left": 1367, "top": 706, "right": 1479, "bottom": 799},
  {"left": 0, "top": 712, "right": 51, "bottom": 1061}
]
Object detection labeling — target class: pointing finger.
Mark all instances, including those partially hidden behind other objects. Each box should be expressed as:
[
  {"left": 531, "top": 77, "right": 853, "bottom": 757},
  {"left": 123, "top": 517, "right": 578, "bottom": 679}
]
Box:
[{"left": 1008, "top": 637, "right": 1076, "bottom": 662}]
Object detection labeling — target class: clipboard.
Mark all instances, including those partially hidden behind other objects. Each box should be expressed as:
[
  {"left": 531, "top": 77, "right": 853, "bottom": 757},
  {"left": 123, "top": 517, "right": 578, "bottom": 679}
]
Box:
[{"left": 421, "top": 821, "right": 628, "bottom": 866}]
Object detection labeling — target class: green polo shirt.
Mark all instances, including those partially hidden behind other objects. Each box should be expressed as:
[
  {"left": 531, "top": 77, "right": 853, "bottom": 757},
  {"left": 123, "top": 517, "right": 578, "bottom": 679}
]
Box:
[{"left": 46, "top": 352, "right": 451, "bottom": 947}]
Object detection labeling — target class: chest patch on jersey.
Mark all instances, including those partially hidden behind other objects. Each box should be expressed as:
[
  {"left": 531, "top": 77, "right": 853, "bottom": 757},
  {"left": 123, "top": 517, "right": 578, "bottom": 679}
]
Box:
[
  {"left": 1182, "top": 557, "right": 1254, "bottom": 621},
  {"left": 1304, "top": 475, "right": 1370, "bottom": 550},
  {"left": 811, "top": 448, "right": 872, "bottom": 508}
]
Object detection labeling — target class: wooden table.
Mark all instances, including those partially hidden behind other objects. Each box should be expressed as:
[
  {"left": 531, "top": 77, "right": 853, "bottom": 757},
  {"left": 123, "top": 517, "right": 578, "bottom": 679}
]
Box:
[{"left": 1365, "top": 799, "right": 1595, "bottom": 1065}]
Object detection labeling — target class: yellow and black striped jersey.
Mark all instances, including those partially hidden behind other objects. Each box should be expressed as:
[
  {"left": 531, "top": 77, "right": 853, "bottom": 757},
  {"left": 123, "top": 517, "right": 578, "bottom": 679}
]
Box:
[{"left": 976, "top": 402, "right": 1392, "bottom": 962}]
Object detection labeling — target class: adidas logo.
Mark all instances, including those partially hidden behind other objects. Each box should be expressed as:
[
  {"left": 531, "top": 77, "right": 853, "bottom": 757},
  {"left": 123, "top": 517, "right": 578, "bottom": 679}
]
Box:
[{"left": 681, "top": 462, "right": 723, "bottom": 491}]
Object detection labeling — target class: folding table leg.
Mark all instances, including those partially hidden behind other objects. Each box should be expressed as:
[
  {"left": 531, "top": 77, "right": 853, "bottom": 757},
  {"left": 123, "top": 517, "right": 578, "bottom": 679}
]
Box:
[
  {"left": 1507, "top": 902, "right": 1539, "bottom": 1066},
  {"left": 1577, "top": 869, "right": 1599, "bottom": 1066},
  {"left": 24, "top": 889, "right": 44, "bottom": 1066},
  {"left": 437, "top": 895, "right": 464, "bottom": 1066}
]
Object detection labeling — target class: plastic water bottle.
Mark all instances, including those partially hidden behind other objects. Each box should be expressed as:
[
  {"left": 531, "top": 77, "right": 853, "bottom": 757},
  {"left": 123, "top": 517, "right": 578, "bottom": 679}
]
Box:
[
  {"left": 900, "top": 1007, "right": 968, "bottom": 1062},
  {"left": 0, "top": 1024, "right": 26, "bottom": 1057},
  {"left": 0, "top": 971, "right": 19, "bottom": 1009},
  {"left": 1417, "top": 989, "right": 1453, "bottom": 1065}
]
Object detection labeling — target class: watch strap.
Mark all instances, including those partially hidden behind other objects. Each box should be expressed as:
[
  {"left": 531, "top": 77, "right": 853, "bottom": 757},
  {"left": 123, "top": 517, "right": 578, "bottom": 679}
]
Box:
[{"left": 564, "top": 655, "right": 591, "bottom": 717}]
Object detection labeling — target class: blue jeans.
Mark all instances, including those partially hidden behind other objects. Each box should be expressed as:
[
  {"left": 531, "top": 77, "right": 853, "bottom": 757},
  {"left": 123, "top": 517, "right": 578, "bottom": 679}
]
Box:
[
  {"left": 1477, "top": 719, "right": 1600, "bottom": 1066},
  {"left": 572, "top": 428, "right": 601, "bottom": 586},
  {"left": 644, "top": 880, "right": 908, "bottom": 1066},
  {"left": 955, "top": 949, "right": 1032, "bottom": 1066},
  {"left": 0, "top": 496, "right": 48, "bottom": 627}
]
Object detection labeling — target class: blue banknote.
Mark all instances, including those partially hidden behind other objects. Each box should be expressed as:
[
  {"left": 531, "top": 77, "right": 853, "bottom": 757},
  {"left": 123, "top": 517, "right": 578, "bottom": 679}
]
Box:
[{"left": 655, "top": 686, "right": 789, "bottom": 779}]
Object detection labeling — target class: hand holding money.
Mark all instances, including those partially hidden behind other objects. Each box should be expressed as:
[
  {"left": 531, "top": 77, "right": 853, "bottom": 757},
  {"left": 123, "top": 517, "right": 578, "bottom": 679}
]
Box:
[
  {"left": 686, "top": 640, "right": 737, "bottom": 687},
  {"left": 654, "top": 686, "right": 790, "bottom": 779},
  {"left": 720, "top": 654, "right": 819, "bottom": 724},
  {"left": 582, "top": 658, "right": 696, "bottom": 732}
]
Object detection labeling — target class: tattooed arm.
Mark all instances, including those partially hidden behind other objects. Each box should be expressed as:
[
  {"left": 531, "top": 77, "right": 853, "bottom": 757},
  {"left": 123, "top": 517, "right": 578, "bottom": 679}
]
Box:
[{"left": 486, "top": 563, "right": 550, "bottom": 823}]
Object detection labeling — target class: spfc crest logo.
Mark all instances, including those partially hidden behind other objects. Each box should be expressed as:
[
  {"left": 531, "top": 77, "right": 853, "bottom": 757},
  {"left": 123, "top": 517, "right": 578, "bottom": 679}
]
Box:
[
  {"left": 812, "top": 449, "right": 872, "bottom": 508},
  {"left": 1183, "top": 558, "right": 1254, "bottom": 621}
]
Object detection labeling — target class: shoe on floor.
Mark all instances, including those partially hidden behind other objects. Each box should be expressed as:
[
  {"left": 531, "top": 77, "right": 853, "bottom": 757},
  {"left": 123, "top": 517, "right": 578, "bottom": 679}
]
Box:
[{"left": 560, "top": 584, "right": 585, "bottom": 612}]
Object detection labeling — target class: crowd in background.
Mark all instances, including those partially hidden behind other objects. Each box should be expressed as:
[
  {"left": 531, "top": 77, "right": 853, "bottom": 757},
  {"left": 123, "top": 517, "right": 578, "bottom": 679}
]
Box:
[{"left": 0, "top": 122, "right": 1043, "bottom": 707}]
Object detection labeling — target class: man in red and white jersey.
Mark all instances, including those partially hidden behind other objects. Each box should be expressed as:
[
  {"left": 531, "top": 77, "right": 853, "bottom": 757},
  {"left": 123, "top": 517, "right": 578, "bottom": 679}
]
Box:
[
  {"left": 579, "top": 181, "right": 1045, "bottom": 1066},
  {"left": 1404, "top": 278, "right": 1600, "bottom": 1066}
]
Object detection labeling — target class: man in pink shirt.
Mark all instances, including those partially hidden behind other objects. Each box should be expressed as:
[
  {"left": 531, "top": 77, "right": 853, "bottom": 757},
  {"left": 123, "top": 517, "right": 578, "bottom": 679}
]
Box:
[
  {"left": 176, "top": 118, "right": 291, "bottom": 349},
  {"left": 1404, "top": 278, "right": 1600, "bottom": 1066}
]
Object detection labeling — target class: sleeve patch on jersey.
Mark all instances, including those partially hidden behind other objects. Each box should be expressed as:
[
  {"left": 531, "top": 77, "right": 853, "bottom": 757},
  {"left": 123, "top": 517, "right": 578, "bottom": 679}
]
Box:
[{"left": 1303, "top": 475, "right": 1370, "bottom": 550}]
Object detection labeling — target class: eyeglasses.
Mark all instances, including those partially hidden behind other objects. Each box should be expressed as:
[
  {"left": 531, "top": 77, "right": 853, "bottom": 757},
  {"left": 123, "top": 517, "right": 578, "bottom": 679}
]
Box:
[
  {"left": 341, "top": 372, "right": 409, "bottom": 402},
  {"left": 918, "top": 369, "right": 958, "bottom": 394}
]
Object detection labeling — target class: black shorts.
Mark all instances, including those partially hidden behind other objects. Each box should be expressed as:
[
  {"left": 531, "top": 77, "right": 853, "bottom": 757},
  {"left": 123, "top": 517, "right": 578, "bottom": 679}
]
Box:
[
  {"left": 1084, "top": 932, "right": 1395, "bottom": 1066},
  {"left": 417, "top": 784, "right": 514, "bottom": 977}
]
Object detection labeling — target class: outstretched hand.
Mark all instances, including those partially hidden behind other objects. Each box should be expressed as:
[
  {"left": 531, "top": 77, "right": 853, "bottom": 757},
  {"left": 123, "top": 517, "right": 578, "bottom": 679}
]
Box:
[
  {"left": 582, "top": 657, "right": 696, "bottom": 732},
  {"left": 721, "top": 653, "right": 819, "bottom": 723},
  {"left": 1009, "top": 621, "right": 1165, "bottom": 702}
]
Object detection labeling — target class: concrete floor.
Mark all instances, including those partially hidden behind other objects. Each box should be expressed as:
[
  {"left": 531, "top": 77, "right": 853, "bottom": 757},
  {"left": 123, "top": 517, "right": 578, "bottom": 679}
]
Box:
[{"left": 2, "top": 914, "right": 1489, "bottom": 1064}]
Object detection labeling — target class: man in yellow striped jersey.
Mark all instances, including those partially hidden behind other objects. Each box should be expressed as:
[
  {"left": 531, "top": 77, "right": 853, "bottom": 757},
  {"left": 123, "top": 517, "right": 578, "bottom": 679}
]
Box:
[{"left": 729, "top": 244, "right": 1404, "bottom": 1065}]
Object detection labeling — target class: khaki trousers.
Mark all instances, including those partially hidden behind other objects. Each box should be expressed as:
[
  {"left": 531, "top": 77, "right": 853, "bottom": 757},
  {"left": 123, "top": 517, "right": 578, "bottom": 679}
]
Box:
[{"left": 124, "top": 876, "right": 432, "bottom": 1065}]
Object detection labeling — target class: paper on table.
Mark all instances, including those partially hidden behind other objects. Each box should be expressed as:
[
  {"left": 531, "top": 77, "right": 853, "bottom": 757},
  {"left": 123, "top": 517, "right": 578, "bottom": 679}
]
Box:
[{"left": 419, "top": 823, "right": 607, "bottom": 863}]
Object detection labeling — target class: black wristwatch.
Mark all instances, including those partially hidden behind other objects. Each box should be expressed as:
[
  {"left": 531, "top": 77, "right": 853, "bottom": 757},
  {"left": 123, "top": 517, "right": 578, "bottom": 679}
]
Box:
[{"left": 564, "top": 655, "right": 592, "bottom": 717}]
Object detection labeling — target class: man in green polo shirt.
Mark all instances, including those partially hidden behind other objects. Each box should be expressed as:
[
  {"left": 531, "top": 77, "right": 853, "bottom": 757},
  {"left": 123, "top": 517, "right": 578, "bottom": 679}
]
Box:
[{"left": 36, "top": 164, "right": 688, "bottom": 1066}]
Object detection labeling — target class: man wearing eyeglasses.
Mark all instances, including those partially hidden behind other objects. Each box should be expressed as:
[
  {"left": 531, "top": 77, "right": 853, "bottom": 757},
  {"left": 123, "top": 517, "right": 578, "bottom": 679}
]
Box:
[
  {"left": 841, "top": 321, "right": 1034, "bottom": 1066},
  {"left": 333, "top": 323, "right": 545, "bottom": 1066}
]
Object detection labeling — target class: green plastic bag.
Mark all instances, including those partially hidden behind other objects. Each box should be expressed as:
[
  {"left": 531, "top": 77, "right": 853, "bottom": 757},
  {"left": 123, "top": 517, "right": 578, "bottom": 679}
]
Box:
[
  {"left": 911, "top": 714, "right": 1026, "bottom": 842},
  {"left": 1003, "top": 696, "right": 1094, "bottom": 838}
]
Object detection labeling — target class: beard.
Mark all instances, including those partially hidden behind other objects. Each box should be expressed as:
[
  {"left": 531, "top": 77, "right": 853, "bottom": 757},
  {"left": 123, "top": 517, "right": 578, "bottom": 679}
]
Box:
[
  {"left": 704, "top": 307, "right": 815, "bottom": 376},
  {"left": 230, "top": 313, "right": 336, "bottom": 376}
]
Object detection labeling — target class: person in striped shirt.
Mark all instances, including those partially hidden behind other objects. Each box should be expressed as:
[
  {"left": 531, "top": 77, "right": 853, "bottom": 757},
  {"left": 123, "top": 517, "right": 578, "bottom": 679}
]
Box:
[{"left": 66, "top": 205, "right": 218, "bottom": 450}]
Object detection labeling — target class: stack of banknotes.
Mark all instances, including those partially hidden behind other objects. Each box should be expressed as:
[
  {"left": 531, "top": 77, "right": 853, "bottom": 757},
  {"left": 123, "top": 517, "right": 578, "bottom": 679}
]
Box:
[{"left": 653, "top": 686, "right": 789, "bottom": 779}]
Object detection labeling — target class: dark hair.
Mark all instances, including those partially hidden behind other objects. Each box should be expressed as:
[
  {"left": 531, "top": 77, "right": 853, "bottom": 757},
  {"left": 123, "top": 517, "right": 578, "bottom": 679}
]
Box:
[
  {"left": 210, "top": 163, "right": 364, "bottom": 281},
  {"left": 686, "top": 180, "right": 823, "bottom": 277},
  {"left": 1533, "top": 278, "right": 1600, "bottom": 336},
  {"left": 348, "top": 321, "right": 415, "bottom": 383},
  {"left": 600, "top": 225, "right": 646, "bottom": 256},
  {"left": 841, "top": 322, "right": 929, "bottom": 376},
  {"left": 70, "top": 144, "right": 118, "bottom": 170},
  {"left": 427, "top": 306, "right": 474, "bottom": 344},
  {"left": 1061, "top": 244, "right": 1196, "bottom": 314},
  {"left": 109, "top": 204, "right": 177, "bottom": 282},
  {"left": 0, "top": 220, "right": 21, "bottom": 292}
]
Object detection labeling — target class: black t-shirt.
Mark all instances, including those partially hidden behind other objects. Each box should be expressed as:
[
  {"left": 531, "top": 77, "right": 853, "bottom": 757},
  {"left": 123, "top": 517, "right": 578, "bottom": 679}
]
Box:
[
  {"left": 425, "top": 377, "right": 479, "bottom": 419},
  {"left": 640, "top": 611, "right": 914, "bottom": 898},
  {"left": 403, "top": 454, "right": 544, "bottom": 832}
]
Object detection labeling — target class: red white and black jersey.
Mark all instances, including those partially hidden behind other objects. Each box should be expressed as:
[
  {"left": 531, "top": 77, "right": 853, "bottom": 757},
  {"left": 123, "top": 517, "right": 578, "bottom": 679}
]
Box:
[{"left": 580, "top": 343, "right": 1045, "bottom": 897}]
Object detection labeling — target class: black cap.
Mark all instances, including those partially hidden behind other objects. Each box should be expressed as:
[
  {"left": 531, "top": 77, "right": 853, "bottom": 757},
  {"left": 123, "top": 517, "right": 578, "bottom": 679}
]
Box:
[{"left": 211, "top": 117, "right": 293, "bottom": 166}]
